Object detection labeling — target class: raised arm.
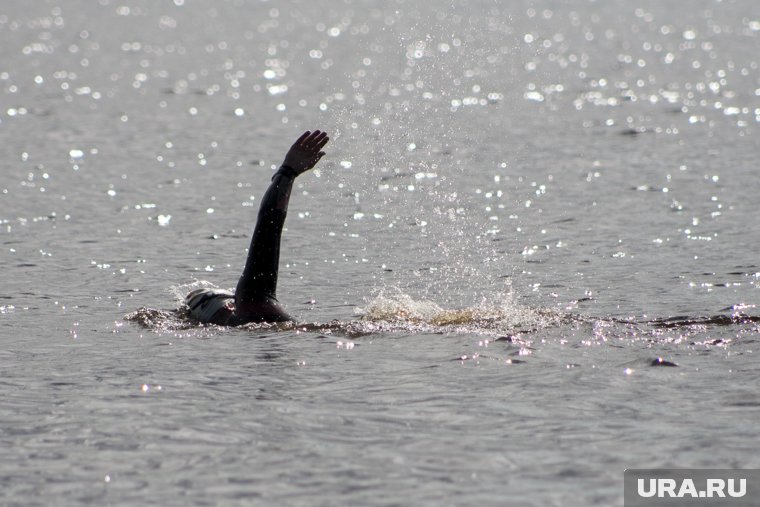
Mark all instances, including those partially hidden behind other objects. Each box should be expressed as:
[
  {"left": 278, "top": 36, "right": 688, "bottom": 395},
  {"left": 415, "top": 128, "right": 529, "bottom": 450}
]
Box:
[{"left": 235, "top": 131, "right": 330, "bottom": 310}]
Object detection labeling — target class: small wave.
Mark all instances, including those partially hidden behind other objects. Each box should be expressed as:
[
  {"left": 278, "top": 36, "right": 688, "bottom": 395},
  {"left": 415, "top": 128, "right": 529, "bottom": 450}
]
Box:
[
  {"left": 646, "top": 313, "right": 760, "bottom": 328},
  {"left": 124, "top": 281, "right": 232, "bottom": 335},
  {"left": 124, "top": 306, "right": 195, "bottom": 331}
]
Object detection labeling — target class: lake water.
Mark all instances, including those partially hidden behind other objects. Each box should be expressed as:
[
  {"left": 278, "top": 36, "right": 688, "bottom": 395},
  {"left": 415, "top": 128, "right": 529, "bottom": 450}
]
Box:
[{"left": 1, "top": 1, "right": 759, "bottom": 505}]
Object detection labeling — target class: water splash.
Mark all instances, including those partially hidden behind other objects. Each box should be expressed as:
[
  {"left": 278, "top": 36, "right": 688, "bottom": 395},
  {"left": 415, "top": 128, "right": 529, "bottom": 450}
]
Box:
[
  {"left": 169, "top": 279, "right": 229, "bottom": 304},
  {"left": 127, "top": 279, "right": 564, "bottom": 338},
  {"left": 355, "top": 287, "right": 565, "bottom": 336},
  {"left": 128, "top": 281, "right": 760, "bottom": 348}
]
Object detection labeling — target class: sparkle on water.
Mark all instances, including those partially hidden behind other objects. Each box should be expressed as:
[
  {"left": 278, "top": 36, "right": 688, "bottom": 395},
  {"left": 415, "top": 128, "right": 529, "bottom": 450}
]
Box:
[{"left": 2, "top": 1, "right": 759, "bottom": 506}]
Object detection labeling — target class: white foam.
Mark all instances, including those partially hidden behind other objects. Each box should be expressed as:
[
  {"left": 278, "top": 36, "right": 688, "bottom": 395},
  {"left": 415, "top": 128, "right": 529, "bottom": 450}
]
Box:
[
  {"left": 169, "top": 280, "right": 224, "bottom": 305},
  {"left": 356, "top": 288, "right": 563, "bottom": 335}
]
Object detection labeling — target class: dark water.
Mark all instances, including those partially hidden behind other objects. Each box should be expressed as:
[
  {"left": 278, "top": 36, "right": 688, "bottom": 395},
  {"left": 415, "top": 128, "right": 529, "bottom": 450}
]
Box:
[{"left": 1, "top": 1, "right": 759, "bottom": 505}]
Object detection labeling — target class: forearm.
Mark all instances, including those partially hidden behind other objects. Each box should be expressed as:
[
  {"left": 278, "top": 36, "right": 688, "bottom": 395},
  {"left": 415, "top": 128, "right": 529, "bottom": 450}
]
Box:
[
  {"left": 236, "top": 167, "right": 296, "bottom": 302},
  {"left": 259, "top": 166, "right": 296, "bottom": 215}
]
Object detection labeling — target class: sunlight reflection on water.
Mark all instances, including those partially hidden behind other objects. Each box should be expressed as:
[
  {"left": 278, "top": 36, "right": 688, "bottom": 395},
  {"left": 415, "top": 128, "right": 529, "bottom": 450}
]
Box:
[{"left": 1, "top": 0, "right": 759, "bottom": 505}]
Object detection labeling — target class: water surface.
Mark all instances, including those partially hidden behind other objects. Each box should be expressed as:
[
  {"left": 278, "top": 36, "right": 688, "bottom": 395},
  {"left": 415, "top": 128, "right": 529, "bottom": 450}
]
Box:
[{"left": 1, "top": 1, "right": 759, "bottom": 505}]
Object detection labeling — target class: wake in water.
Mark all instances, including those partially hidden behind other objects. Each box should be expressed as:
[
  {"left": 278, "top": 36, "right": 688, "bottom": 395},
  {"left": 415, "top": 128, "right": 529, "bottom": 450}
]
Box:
[
  {"left": 124, "top": 282, "right": 760, "bottom": 352},
  {"left": 124, "top": 282, "right": 566, "bottom": 339}
]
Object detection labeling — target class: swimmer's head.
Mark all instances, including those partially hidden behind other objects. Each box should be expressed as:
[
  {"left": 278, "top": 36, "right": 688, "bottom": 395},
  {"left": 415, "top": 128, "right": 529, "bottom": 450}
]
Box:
[{"left": 186, "top": 288, "right": 234, "bottom": 324}]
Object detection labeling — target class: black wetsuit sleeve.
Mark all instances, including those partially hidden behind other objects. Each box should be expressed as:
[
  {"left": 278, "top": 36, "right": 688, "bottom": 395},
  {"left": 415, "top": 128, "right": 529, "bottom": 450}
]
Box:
[{"left": 235, "top": 168, "right": 296, "bottom": 304}]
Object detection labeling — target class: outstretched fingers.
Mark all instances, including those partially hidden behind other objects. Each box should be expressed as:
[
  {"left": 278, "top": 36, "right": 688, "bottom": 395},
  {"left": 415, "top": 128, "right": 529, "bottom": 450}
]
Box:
[
  {"left": 305, "top": 130, "right": 326, "bottom": 148},
  {"left": 283, "top": 130, "right": 329, "bottom": 173},
  {"left": 294, "top": 131, "right": 311, "bottom": 146},
  {"left": 315, "top": 135, "right": 329, "bottom": 151},
  {"left": 294, "top": 130, "right": 329, "bottom": 146}
]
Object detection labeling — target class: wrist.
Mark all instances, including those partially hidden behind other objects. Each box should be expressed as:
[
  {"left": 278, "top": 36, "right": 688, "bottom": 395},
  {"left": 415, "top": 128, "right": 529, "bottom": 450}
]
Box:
[{"left": 274, "top": 165, "right": 299, "bottom": 180}]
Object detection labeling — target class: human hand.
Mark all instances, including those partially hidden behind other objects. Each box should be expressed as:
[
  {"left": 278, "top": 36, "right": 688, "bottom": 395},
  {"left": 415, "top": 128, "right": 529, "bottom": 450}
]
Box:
[{"left": 281, "top": 130, "right": 329, "bottom": 175}]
